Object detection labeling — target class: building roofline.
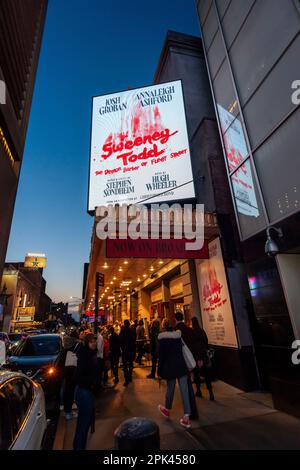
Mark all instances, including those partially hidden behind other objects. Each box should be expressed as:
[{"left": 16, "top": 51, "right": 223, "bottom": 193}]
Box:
[{"left": 153, "top": 30, "right": 203, "bottom": 84}]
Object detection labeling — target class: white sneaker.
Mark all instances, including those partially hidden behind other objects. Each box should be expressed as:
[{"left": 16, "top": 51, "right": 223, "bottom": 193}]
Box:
[
  {"left": 72, "top": 403, "right": 77, "bottom": 410},
  {"left": 59, "top": 405, "right": 64, "bottom": 411}
]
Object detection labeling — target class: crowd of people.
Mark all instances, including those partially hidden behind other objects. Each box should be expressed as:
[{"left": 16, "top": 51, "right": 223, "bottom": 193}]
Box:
[{"left": 60, "top": 312, "right": 214, "bottom": 450}]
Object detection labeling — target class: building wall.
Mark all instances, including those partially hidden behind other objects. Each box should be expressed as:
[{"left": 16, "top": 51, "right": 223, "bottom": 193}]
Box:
[
  {"left": 197, "top": 0, "right": 300, "bottom": 240},
  {"left": 0, "top": 0, "right": 48, "bottom": 280},
  {"left": 197, "top": 0, "right": 300, "bottom": 412}
]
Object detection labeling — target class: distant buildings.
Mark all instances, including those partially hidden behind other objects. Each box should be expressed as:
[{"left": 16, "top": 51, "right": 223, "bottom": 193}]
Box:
[
  {"left": 0, "top": 257, "right": 51, "bottom": 332},
  {"left": 0, "top": 0, "right": 48, "bottom": 281}
]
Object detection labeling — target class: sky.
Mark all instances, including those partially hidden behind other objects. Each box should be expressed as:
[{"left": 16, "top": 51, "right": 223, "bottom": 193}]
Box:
[{"left": 6, "top": 0, "right": 200, "bottom": 303}]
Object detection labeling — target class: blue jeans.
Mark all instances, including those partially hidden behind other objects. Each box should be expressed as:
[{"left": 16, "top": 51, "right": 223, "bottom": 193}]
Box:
[
  {"left": 165, "top": 375, "right": 191, "bottom": 415},
  {"left": 73, "top": 387, "right": 95, "bottom": 450}
]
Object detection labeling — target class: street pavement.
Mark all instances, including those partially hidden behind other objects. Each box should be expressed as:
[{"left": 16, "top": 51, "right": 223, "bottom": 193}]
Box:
[{"left": 54, "top": 367, "right": 300, "bottom": 450}]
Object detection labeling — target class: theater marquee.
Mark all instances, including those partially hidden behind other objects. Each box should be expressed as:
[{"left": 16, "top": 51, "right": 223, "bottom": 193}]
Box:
[{"left": 88, "top": 80, "right": 195, "bottom": 212}]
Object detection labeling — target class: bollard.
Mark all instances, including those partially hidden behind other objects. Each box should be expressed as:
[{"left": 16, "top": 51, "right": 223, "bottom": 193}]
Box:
[{"left": 114, "top": 417, "right": 160, "bottom": 450}]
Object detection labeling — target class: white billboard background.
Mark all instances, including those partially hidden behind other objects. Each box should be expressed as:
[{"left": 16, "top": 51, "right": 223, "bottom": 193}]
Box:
[
  {"left": 88, "top": 80, "right": 195, "bottom": 211},
  {"left": 196, "top": 237, "right": 238, "bottom": 348}
]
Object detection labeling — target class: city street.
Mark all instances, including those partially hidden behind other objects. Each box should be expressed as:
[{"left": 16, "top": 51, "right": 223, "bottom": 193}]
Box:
[{"left": 54, "top": 367, "right": 300, "bottom": 451}]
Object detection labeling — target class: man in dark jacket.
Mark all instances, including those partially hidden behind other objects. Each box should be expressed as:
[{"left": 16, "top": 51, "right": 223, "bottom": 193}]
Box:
[
  {"left": 109, "top": 326, "right": 121, "bottom": 384},
  {"left": 73, "top": 333, "right": 98, "bottom": 450},
  {"left": 175, "top": 311, "right": 199, "bottom": 420},
  {"left": 119, "top": 320, "right": 136, "bottom": 386}
]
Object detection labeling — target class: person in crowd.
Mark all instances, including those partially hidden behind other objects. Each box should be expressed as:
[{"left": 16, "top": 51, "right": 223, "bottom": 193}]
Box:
[
  {"left": 147, "top": 319, "right": 160, "bottom": 379},
  {"left": 96, "top": 327, "right": 104, "bottom": 388},
  {"left": 119, "top": 319, "right": 136, "bottom": 386},
  {"left": 102, "top": 331, "right": 112, "bottom": 387},
  {"left": 157, "top": 318, "right": 191, "bottom": 429},
  {"left": 62, "top": 330, "right": 80, "bottom": 420},
  {"left": 109, "top": 326, "right": 121, "bottom": 385},
  {"left": 73, "top": 333, "right": 98, "bottom": 450},
  {"left": 191, "top": 316, "right": 214, "bottom": 401},
  {"left": 135, "top": 319, "right": 146, "bottom": 365},
  {"left": 174, "top": 311, "right": 199, "bottom": 420},
  {"left": 130, "top": 319, "right": 138, "bottom": 337}
]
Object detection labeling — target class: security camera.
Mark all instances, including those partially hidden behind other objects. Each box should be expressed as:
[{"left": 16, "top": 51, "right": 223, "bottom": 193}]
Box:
[{"left": 264, "top": 227, "right": 283, "bottom": 257}]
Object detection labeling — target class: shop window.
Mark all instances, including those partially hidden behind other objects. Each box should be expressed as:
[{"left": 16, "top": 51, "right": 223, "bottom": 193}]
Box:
[
  {"left": 254, "top": 106, "right": 300, "bottom": 223},
  {"left": 229, "top": 0, "right": 300, "bottom": 105},
  {"left": 230, "top": 159, "right": 266, "bottom": 239}
]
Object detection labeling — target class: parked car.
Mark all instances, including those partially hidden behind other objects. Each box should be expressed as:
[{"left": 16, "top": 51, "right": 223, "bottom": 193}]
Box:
[
  {"left": 0, "top": 332, "right": 10, "bottom": 348},
  {"left": 5, "top": 334, "right": 64, "bottom": 409},
  {"left": 0, "top": 370, "right": 47, "bottom": 449},
  {"left": 7, "top": 333, "right": 27, "bottom": 355}
]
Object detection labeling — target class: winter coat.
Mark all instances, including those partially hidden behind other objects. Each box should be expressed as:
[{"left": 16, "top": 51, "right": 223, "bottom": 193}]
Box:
[
  {"left": 158, "top": 330, "right": 188, "bottom": 380},
  {"left": 119, "top": 326, "right": 136, "bottom": 361},
  {"left": 109, "top": 332, "right": 121, "bottom": 360},
  {"left": 75, "top": 345, "right": 98, "bottom": 391},
  {"left": 176, "top": 321, "right": 201, "bottom": 361},
  {"left": 192, "top": 327, "right": 209, "bottom": 362},
  {"left": 149, "top": 324, "right": 160, "bottom": 356}
]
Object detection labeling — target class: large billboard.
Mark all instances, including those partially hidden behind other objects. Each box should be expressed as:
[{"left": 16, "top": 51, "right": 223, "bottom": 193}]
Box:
[
  {"left": 88, "top": 80, "right": 195, "bottom": 211},
  {"left": 196, "top": 237, "right": 238, "bottom": 348}
]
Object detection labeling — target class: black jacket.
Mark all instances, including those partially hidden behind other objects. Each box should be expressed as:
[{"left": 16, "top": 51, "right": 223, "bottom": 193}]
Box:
[
  {"left": 158, "top": 331, "right": 188, "bottom": 380},
  {"left": 75, "top": 345, "right": 98, "bottom": 391},
  {"left": 149, "top": 324, "right": 160, "bottom": 356},
  {"left": 192, "top": 327, "right": 209, "bottom": 362},
  {"left": 176, "top": 322, "right": 201, "bottom": 361},
  {"left": 119, "top": 326, "right": 136, "bottom": 361},
  {"left": 109, "top": 332, "right": 121, "bottom": 359}
]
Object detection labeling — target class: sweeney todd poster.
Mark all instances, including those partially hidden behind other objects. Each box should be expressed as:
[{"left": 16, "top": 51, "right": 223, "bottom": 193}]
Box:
[{"left": 88, "top": 80, "right": 195, "bottom": 211}]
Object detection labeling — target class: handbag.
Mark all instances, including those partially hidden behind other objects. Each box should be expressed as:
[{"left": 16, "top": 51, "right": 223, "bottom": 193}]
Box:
[
  {"left": 181, "top": 339, "right": 196, "bottom": 371},
  {"left": 65, "top": 350, "right": 77, "bottom": 367}
]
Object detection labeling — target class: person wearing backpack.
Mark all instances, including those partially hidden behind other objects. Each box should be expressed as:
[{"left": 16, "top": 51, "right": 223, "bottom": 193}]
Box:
[{"left": 157, "top": 318, "right": 191, "bottom": 429}]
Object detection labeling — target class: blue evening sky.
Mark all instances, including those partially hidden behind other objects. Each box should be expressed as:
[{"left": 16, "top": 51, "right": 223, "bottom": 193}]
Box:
[{"left": 6, "top": 0, "right": 200, "bottom": 303}]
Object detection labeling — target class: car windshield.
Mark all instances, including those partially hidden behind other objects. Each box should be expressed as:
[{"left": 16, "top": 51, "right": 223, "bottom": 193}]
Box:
[
  {"left": 8, "top": 334, "right": 23, "bottom": 341},
  {"left": 13, "top": 336, "right": 60, "bottom": 356}
]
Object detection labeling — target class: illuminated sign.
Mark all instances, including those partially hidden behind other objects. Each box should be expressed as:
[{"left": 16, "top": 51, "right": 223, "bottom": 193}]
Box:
[
  {"left": 196, "top": 238, "right": 238, "bottom": 348},
  {"left": 88, "top": 80, "right": 195, "bottom": 211},
  {"left": 15, "top": 307, "right": 35, "bottom": 322},
  {"left": 24, "top": 254, "right": 47, "bottom": 268}
]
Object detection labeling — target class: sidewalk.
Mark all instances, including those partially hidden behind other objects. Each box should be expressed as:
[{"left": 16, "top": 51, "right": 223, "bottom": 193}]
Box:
[{"left": 54, "top": 367, "right": 300, "bottom": 450}]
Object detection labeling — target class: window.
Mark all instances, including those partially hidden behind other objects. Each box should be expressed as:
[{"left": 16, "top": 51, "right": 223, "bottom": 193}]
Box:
[
  {"left": 207, "top": 30, "right": 225, "bottom": 80},
  {"left": 0, "top": 378, "right": 33, "bottom": 449},
  {"left": 222, "top": 114, "right": 249, "bottom": 172},
  {"left": 221, "top": 0, "right": 256, "bottom": 49},
  {"left": 202, "top": 2, "right": 218, "bottom": 49},
  {"left": 14, "top": 336, "right": 60, "bottom": 356},
  {"left": 231, "top": 159, "right": 266, "bottom": 238},
  {"left": 197, "top": 0, "right": 212, "bottom": 25},
  {"left": 216, "top": 0, "right": 231, "bottom": 19},
  {"left": 254, "top": 106, "right": 300, "bottom": 223},
  {"left": 243, "top": 33, "right": 300, "bottom": 149},
  {"left": 214, "top": 59, "right": 239, "bottom": 134},
  {"left": 0, "top": 385, "right": 13, "bottom": 449},
  {"left": 229, "top": 0, "right": 300, "bottom": 105}
]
